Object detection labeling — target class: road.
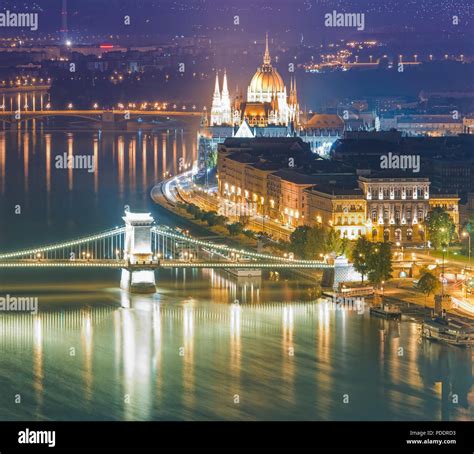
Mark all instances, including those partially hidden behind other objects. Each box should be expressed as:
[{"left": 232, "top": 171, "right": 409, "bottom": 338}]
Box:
[{"left": 166, "top": 173, "right": 295, "bottom": 241}]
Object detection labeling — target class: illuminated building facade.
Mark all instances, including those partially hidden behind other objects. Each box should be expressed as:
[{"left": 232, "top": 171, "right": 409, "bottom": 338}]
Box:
[
  {"left": 210, "top": 34, "right": 299, "bottom": 129},
  {"left": 198, "top": 36, "right": 342, "bottom": 171},
  {"left": 303, "top": 186, "right": 367, "bottom": 240},
  {"left": 304, "top": 176, "right": 459, "bottom": 243}
]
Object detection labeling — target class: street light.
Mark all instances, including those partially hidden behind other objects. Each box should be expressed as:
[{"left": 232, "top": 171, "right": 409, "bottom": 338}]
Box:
[
  {"left": 441, "top": 243, "right": 447, "bottom": 297},
  {"left": 462, "top": 231, "right": 471, "bottom": 269}
]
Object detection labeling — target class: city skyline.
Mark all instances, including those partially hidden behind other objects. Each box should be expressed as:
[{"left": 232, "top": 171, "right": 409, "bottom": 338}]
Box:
[{"left": 0, "top": 0, "right": 473, "bottom": 448}]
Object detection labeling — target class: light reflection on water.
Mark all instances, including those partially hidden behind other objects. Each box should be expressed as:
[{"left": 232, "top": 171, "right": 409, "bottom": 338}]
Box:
[
  {"left": 0, "top": 128, "right": 472, "bottom": 420},
  {"left": 0, "top": 268, "right": 472, "bottom": 421},
  {"left": 0, "top": 125, "right": 198, "bottom": 250}
]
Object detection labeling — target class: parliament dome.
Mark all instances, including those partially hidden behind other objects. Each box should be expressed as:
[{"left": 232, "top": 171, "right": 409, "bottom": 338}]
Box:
[
  {"left": 249, "top": 67, "right": 285, "bottom": 94},
  {"left": 248, "top": 34, "right": 285, "bottom": 95}
]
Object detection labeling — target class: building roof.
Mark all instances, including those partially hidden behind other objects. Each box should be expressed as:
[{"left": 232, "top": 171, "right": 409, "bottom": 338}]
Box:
[
  {"left": 396, "top": 115, "right": 463, "bottom": 124},
  {"left": 307, "top": 159, "right": 355, "bottom": 174},
  {"left": 272, "top": 170, "right": 322, "bottom": 185},
  {"left": 306, "top": 183, "right": 364, "bottom": 197},
  {"left": 248, "top": 161, "right": 281, "bottom": 171},
  {"left": 359, "top": 174, "right": 429, "bottom": 182},
  {"left": 225, "top": 152, "right": 259, "bottom": 164},
  {"left": 304, "top": 113, "right": 344, "bottom": 129},
  {"left": 220, "top": 137, "right": 312, "bottom": 157},
  {"left": 429, "top": 194, "right": 460, "bottom": 200}
]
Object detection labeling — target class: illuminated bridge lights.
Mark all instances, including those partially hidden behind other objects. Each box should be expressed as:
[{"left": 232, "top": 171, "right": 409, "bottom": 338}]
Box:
[
  {"left": 0, "top": 225, "right": 333, "bottom": 270},
  {"left": 0, "top": 260, "right": 332, "bottom": 270},
  {"left": 0, "top": 261, "right": 125, "bottom": 268},
  {"left": 161, "top": 262, "right": 333, "bottom": 269},
  {"left": 152, "top": 227, "right": 328, "bottom": 266},
  {"left": 0, "top": 227, "right": 126, "bottom": 260}
]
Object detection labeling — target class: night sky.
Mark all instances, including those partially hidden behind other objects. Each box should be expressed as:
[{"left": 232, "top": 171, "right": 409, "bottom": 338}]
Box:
[{"left": 1, "top": 0, "right": 473, "bottom": 41}]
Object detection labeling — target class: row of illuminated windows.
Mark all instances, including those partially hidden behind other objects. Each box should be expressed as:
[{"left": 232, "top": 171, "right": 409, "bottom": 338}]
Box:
[
  {"left": 371, "top": 209, "right": 424, "bottom": 222},
  {"left": 368, "top": 188, "right": 427, "bottom": 199}
]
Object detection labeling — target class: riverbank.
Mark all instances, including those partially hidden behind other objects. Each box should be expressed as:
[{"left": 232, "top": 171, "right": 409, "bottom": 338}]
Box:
[
  {"left": 150, "top": 176, "right": 260, "bottom": 249},
  {"left": 151, "top": 175, "right": 474, "bottom": 320},
  {"left": 150, "top": 175, "right": 321, "bottom": 287}
]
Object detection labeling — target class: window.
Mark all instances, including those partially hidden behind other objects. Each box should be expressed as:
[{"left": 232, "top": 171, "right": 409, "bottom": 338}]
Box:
[{"left": 395, "top": 229, "right": 401, "bottom": 241}]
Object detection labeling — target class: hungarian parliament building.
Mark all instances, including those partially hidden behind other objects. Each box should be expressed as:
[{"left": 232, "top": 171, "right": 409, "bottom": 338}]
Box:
[{"left": 197, "top": 35, "right": 343, "bottom": 171}]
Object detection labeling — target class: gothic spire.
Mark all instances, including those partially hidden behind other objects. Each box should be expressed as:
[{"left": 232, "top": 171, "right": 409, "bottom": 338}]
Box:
[
  {"left": 222, "top": 69, "right": 229, "bottom": 96},
  {"left": 263, "top": 32, "right": 271, "bottom": 65},
  {"left": 213, "top": 71, "right": 220, "bottom": 97}
]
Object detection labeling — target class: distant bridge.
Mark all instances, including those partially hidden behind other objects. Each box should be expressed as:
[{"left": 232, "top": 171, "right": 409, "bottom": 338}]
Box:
[
  {"left": 0, "top": 109, "right": 203, "bottom": 125},
  {"left": 0, "top": 212, "right": 334, "bottom": 303}
]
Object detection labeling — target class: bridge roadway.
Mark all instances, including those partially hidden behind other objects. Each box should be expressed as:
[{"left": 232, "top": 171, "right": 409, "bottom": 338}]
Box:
[
  {"left": 0, "top": 110, "right": 202, "bottom": 119},
  {"left": 0, "top": 259, "right": 332, "bottom": 270}
]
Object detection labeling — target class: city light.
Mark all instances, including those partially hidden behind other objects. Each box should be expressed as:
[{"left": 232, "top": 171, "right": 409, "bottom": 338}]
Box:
[{"left": 0, "top": 0, "right": 473, "bottom": 435}]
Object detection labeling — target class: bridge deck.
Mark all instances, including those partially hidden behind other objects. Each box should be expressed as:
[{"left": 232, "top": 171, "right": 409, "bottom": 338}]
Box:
[
  {"left": 0, "top": 110, "right": 202, "bottom": 117},
  {"left": 0, "top": 259, "right": 332, "bottom": 269}
]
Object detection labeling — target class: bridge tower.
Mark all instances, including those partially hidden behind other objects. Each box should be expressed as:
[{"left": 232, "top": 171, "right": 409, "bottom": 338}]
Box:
[
  {"left": 120, "top": 211, "right": 157, "bottom": 294},
  {"left": 331, "top": 256, "right": 362, "bottom": 291}
]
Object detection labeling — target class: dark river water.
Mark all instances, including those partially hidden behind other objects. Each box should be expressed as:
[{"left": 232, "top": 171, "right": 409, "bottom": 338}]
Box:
[{"left": 0, "top": 121, "right": 472, "bottom": 421}]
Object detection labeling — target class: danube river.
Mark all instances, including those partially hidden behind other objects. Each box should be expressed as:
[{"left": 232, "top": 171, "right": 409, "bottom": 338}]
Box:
[{"left": 0, "top": 125, "right": 472, "bottom": 421}]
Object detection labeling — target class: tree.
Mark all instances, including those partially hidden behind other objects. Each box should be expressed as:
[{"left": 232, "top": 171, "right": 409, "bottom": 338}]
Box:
[
  {"left": 289, "top": 225, "right": 327, "bottom": 260},
  {"left": 202, "top": 211, "right": 226, "bottom": 227},
  {"left": 463, "top": 214, "right": 474, "bottom": 255},
  {"left": 466, "top": 213, "right": 474, "bottom": 235},
  {"left": 243, "top": 229, "right": 255, "bottom": 239},
  {"left": 215, "top": 215, "right": 228, "bottom": 226},
  {"left": 351, "top": 236, "right": 373, "bottom": 284},
  {"left": 289, "top": 226, "right": 311, "bottom": 259},
  {"left": 205, "top": 149, "right": 217, "bottom": 170},
  {"left": 326, "top": 228, "right": 349, "bottom": 256},
  {"left": 425, "top": 207, "right": 455, "bottom": 250},
  {"left": 367, "top": 242, "right": 393, "bottom": 286},
  {"left": 417, "top": 271, "right": 440, "bottom": 305},
  {"left": 227, "top": 222, "right": 244, "bottom": 236},
  {"left": 306, "top": 225, "right": 327, "bottom": 259}
]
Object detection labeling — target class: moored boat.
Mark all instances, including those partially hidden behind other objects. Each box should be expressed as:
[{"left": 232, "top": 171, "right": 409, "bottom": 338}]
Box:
[
  {"left": 370, "top": 303, "right": 402, "bottom": 320},
  {"left": 422, "top": 315, "right": 474, "bottom": 347}
]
